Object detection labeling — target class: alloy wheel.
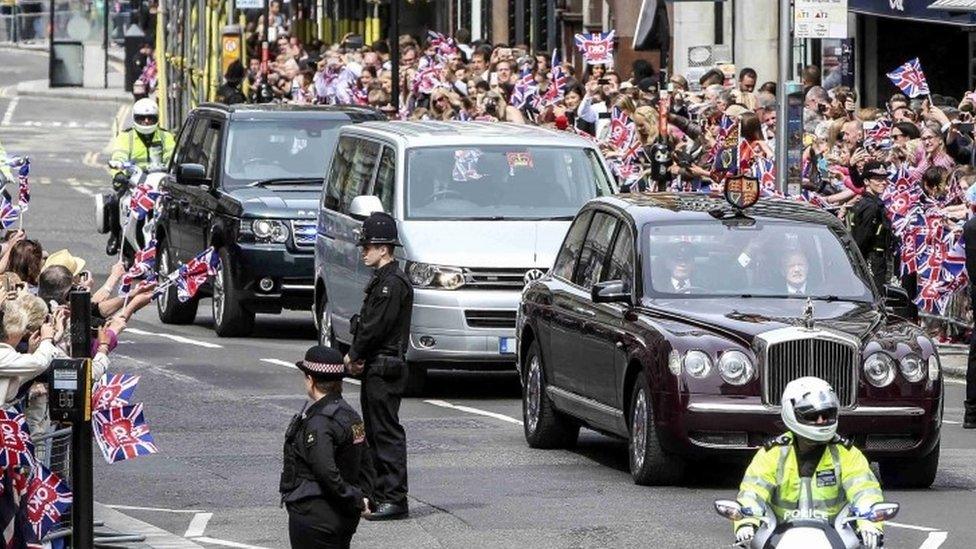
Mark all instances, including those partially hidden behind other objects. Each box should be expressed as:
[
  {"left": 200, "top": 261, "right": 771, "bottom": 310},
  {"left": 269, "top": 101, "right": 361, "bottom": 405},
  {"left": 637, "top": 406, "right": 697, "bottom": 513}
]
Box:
[
  {"left": 212, "top": 264, "right": 225, "bottom": 326},
  {"left": 631, "top": 389, "right": 648, "bottom": 471},
  {"left": 157, "top": 248, "right": 170, "bottom": 312},
  {"left": 526, "top": 355, "right": 542, "bottom": 434},
  {"left": 319, "top": 304, "right": 333, "bottom": 347}
]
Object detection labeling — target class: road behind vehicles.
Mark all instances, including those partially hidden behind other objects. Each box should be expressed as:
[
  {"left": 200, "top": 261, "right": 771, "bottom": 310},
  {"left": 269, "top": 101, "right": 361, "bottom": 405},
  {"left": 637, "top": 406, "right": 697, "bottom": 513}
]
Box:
[
  {"left": 714, "top": 499, "right": 899, "bottom": 549},
  {"left": 314, "top": 121, "right": 616, "bottom": 392},
  {"left": 154, "top": 103, "right": 384, "bottom": 336},
  {"left": 517, "top": 193, "right": 942, "bottom": 487}
]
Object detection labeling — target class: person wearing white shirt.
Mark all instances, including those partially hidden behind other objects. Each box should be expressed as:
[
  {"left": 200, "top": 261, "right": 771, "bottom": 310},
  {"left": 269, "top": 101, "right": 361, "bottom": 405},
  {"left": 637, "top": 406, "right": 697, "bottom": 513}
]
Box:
[
  {"left": 0, "top": 301, "right": 58, "bottom": 405},
  {"left": 664, "top": 248, "right": 696, "bottom": 293},
  {"left": 782, "top": 250, "right": 810, "bottom": 296}
]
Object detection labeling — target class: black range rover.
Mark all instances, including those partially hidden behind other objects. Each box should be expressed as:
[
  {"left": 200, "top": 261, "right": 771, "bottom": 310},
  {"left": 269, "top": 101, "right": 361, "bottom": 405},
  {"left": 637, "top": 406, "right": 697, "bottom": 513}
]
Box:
[{"left": 155, "top": 103, "right": 384, "bottom": 336}]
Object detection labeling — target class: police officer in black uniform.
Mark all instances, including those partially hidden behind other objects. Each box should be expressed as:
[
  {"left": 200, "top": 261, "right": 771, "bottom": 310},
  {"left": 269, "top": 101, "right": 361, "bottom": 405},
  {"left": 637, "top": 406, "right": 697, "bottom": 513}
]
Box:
[
  {"left": 344, "top": 212, "right": 413, "bottom": 521},
  {"left": 280, "top": 345, "right": 374, "bottom": 548},
  {"left": 963, "top": 208, "right": 976, "bottom": 429},
  {"left": 848, "top": 160, "right": 894, "bottom": 291}
]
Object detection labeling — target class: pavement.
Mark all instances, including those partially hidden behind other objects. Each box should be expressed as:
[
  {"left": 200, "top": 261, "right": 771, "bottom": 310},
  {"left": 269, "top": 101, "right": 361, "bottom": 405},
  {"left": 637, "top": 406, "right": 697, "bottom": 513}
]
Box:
[
  {"left": 3, "top": 41, "right": 130, "bottom": 102},
  {"left": 2, "top": 45, "right": 975, "bottom": 549}
]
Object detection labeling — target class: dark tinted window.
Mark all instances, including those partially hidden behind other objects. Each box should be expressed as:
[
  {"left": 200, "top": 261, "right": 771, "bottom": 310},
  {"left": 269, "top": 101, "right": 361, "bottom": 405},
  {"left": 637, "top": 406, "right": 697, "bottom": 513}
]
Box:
[
  {"left": 372, "top": 146, "right": 396, "bottom": 213},
  {"left": 552, "top": 210, "right": 593, "bottom": 281},
  {"left": 223, "top": 118, "right": 345, "bottom": 188},
  {"left": 171, "top": 118, "right": 197, "bottom": 169},
  {"left": 573, "top": 212, "right": 617, "bottom": 289},
  {"left": 324, "top": 136, "right": 355, "bottom": 211},
  {"left": 603, "top": 224, "right": 635, "bottom": 288}
]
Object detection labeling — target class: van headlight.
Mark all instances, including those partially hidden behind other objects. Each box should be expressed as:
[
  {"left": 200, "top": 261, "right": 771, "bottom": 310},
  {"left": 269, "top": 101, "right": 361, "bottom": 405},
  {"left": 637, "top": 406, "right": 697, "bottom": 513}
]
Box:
[
  {"left": 717, "top": 350, "right": 754, "bottom": 385},
  {"left": 406, "top": 262, "right": 466, "bottom": 290},
  {"left": 239, "top": 219, "right": 289, "bottom": 244},
  {"left": 863, "top": 353, "right": 896, "bottom": 387}
]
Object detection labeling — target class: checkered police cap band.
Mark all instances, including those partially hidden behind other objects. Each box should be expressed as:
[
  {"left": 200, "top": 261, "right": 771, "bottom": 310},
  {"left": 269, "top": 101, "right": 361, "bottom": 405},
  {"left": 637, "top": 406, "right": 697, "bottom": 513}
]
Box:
[{"left": 301, "top": 361, "right": 345, "bottom": 375}]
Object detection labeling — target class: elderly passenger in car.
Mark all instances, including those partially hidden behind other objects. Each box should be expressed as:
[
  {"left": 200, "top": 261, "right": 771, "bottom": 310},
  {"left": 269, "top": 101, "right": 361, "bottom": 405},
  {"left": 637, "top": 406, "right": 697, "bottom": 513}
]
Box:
[{"left": 781, "top": 250, "right": 810, "bottom": 295}]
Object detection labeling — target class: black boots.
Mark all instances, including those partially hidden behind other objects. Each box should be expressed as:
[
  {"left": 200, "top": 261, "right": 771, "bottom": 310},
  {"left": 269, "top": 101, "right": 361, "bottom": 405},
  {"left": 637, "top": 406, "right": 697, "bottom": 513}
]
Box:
[{"left": 965, "top": 400, "right": 976, "bottom": 429}]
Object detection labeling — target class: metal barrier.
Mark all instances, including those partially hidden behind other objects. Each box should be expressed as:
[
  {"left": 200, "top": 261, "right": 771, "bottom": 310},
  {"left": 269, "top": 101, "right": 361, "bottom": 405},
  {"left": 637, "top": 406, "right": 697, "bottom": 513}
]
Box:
[
  {"left": 33, "top": 427, "right": 74, "bottom": 542},
  {"left": 918, "top": 288, "right": 972, "bottom": 343}
]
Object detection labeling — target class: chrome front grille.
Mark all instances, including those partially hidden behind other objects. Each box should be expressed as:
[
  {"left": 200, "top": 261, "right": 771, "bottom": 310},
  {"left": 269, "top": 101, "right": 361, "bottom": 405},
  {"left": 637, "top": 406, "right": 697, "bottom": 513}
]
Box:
[
  {"left": 762, "top": 335, "right": 858, "bottom": 408},
  {"left": 464, "top": 309, "right": 517, "bottom": 328},
  {"left": 463, "top": 267, "right": 533, "bottom": 289},
  {"left": 291, "top": 220, "right": 316, "bottom": 248}
]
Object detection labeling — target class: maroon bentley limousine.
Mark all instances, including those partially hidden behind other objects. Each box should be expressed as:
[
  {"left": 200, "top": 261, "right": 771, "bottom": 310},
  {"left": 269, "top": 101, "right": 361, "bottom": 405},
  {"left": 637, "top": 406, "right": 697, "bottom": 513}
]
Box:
[{"left": 516, "top": 193, "right": 942, "bottom": 488}]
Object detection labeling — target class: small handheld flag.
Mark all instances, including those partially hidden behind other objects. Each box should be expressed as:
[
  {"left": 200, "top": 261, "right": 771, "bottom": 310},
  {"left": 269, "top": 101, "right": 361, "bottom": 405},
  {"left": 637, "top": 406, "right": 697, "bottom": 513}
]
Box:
[{"left": 886, "top": 58, "right": 930, "bottom": 99}]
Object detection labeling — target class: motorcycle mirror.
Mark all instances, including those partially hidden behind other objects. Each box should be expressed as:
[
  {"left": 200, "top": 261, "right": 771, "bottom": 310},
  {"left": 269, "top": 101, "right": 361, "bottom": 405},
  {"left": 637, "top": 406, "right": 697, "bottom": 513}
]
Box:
[
  {"left": 866, "top": 502, "right": 899, "bottom": 522},
  {"left": 714, "top": 500, "right": 744, "bottom": 521},
  {"left": 108, "top": 160, "right": 124, "bottom": 170}
]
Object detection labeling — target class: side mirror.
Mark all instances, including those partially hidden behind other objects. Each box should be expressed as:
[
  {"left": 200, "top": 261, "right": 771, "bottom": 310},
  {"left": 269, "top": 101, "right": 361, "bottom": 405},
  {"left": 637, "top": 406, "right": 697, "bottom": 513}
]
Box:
[
  {"left": 713, "top": 500, "right": 744, "bottom": 522},
  {"left": 865, "top": 502, "right": 899, "bottom": 522},
  {"left": 883, "top": 284, "right": 917, "bottom": 321},
  {"left": 176, "top": 163, "right": 207, "bottom": 184},
  {"left": 591, "top": 280, "right": 632, "bottom": 305},
  {"left": 349, "top": 195, "right": 384, "bottom": 220}
]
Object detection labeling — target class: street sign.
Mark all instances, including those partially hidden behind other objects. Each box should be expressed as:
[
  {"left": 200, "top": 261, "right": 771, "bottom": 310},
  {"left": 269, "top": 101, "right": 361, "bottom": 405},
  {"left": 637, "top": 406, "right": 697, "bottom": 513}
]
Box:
[{"left": 795, "top": 0, "right": 848, "bottom": 39}]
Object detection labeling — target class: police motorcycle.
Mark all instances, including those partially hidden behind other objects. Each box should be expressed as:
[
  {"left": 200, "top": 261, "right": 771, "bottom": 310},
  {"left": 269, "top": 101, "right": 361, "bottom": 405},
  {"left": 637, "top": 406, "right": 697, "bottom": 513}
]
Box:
[
  {"left": 94, "top": 160, "right": 165, "bottom": 263},
  {"left": 714, "top": 498, "right": 899, "bottom": 549}
]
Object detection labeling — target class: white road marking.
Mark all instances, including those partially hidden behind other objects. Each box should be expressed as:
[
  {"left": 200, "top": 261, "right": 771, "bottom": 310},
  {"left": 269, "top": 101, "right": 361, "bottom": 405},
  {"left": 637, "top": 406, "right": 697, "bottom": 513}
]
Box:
[
  {"left": 68, "top": 184, "right": 94, "bottom": 196},
  {"left": 944, "top": 378, "right": 965, "bottom": 386},
  {"left": 919, "top": 531, "right": 949, "bottom": 549},
  {"left": 887, "top": 521, "right": 938, "bottom": 532},
  {"left": 1, "top": 96, "right": 19, "bottom": 126},
  {"left": 126, "top": 328, "right": 223, "bottom": 349},
  {"left": 105, "top": 504, "right": 206, "bottom": 513},
  {"left": 424, "top": 399, "right": 523, "bottom": 425},
  {"left": 260, "top": 358, "right": 361, "bottom": 385},
  {"left": 184, "top": 512, "right": 213, "bottom": 538},
  {"left": 191, "top": 536, "right": 271, "bottom": 549},
  {"left": 943, "top": 420, "right": 961, "bottom": 425}
]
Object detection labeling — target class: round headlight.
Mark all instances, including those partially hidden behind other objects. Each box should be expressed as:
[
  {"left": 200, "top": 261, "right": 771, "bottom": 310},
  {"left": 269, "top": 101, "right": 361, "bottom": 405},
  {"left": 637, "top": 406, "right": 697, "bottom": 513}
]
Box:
[
  {"left": 684, "top": 350, "right": 712, "bottom": 379},
  {"left": 928, "top": 354, "right": 941, "bottom": 381},
  {"left": 899, "top": 354, "right": 925, "bottom": 383},
  {"left": 407, "top": 263, "right": 435, "bottom": 286},
  {"left": 718, "top": 350, "right": 755, "bottom": 386},
  {"left": 668, "top": 350, "right": 682, "bottom": 376},
  {"left": 863, "top": 353, "right": 896, "bottom": 388},
  {"left": 252, "top": 219, "right": 274, "bottom": 238}
]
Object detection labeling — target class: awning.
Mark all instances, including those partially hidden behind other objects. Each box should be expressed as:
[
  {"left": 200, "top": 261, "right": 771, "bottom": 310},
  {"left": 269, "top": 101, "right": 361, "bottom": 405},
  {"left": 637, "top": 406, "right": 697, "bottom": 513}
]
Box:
[{"left": 849, "top": 0, "right": 976, "bottom": 25}]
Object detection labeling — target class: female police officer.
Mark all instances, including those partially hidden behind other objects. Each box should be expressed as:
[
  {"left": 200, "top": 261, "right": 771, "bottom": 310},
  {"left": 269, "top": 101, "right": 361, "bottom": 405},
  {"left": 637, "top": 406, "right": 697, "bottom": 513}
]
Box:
[{"left": 280, "top": 345, "right": 374, "bottom": 548}]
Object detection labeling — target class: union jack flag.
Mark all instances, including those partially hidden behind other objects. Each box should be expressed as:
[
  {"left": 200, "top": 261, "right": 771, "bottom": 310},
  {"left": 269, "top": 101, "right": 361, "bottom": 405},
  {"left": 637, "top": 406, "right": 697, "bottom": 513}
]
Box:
[
  {"left": 426, "top": 30, "right": 458, "bottom": 58},
  {"left": 120, "top": 240, "right": 157, "bottom": 295},
  {"left": 573, "top": 30, "right": 615, "bottom": 65},
  {"left": 92, "top": 374, "right": 141, "bottom": 411},
  {"left": 129, "top": 183, "right": 161, "bottom": 221},
  {"left": 865, "top": 118, "right": 892, "bottom": 147},
  {"left": 542, "top": 49, "right": 567, "bottom": 107},
  {"left": 412, "top": 63, "right": 445, "bottom": 96},
  {"left": 510, "top": 67, "right": 540, "bottom": 111},
  {"left": 6, "top": 157, "right": 30, "bottom": 212},
  {"left": 92, "top": 404, "right": 158, "bottom": 464},
  {"left": 176, "top": 247, "right": 220, "bottom": 302},
  {"left": 752, "top": 156, "right": 778, "bottom": 196},
  {"left": 605, "top": 107, "right": 635, "bottom": 151},
  {"left": 886, "top": 58, "right": 930, "bottom": 99},
  {"left": 0, "top": 408, "right": 35, "bottom": 470},
  {"left": 24, "top": 464, "right": 71, "bottom": 542},
  {"left": 0, "top": 196, "right": 20, "bottom": 230}
]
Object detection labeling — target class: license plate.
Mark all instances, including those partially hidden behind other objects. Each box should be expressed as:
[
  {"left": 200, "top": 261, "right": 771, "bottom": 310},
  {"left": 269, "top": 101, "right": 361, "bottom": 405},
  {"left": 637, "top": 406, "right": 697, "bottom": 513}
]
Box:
[{"left": 499, "top": 337, "right": 516, "bottom": 355}]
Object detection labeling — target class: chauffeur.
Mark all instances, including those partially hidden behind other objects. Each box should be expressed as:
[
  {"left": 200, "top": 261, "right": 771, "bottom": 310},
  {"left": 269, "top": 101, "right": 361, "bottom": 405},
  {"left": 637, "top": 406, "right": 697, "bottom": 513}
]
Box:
[
  {"left": 280, "top": 345, "right": 373, "bottom": 549},
  {"left": 345, "top": 212, "right": 414, "bottom": 520}
]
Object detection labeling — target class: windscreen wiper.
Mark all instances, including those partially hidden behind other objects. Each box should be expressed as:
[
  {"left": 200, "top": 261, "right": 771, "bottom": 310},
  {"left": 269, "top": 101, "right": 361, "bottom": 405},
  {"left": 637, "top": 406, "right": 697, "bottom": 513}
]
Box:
[{"left": 248, "top": 177, "right": 323, "bottom": 187}]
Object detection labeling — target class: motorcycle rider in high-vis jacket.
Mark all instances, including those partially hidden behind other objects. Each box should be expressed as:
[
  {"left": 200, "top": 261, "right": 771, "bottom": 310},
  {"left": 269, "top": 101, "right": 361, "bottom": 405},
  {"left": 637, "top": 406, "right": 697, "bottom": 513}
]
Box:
[{"left": 734, "top": 377, "right": 885, "bottom": 549}]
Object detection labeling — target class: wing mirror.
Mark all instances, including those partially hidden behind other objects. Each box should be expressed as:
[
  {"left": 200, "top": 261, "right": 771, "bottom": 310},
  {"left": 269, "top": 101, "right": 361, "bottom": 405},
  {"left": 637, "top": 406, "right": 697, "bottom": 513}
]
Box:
[
  {"left": 883, "top": 284, "right": 917, "bottom": 322},
  {"left": 713, "top": 500, "right": 744, "bottom": 521},
  {"left": 591, "top": 280, "right": 632, "bottom": 305},
  {"left": 349, "top": 195, "right": 384, "bottom": 220},
  {"left": 177, "top": 163, "right": 207, "bottom": 183}
]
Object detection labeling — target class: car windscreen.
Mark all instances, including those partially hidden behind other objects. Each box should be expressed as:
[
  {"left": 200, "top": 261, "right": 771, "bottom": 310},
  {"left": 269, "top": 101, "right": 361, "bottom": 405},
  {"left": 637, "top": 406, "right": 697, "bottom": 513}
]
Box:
[
  {"left": 641, "top": 220, "right": 874, "bottom": 302},
  {"left": 222, "top": 119, "right": 344, "bottom": 188},
  {"left": 404, "top": 145, "right": 614, "bottom": 220}
]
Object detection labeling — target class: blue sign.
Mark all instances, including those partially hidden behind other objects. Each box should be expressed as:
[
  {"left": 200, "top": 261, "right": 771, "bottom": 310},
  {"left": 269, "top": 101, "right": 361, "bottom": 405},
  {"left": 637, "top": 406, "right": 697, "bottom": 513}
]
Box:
[{"left": 849, "top": 0, "right": 976, "bottom": 25}]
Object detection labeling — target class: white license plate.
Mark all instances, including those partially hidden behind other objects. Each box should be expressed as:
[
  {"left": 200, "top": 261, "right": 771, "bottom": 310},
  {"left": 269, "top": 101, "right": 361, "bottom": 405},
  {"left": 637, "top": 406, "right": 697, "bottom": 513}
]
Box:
[{"left": 499, "top": 337, "right": 516, "bottom": 355}]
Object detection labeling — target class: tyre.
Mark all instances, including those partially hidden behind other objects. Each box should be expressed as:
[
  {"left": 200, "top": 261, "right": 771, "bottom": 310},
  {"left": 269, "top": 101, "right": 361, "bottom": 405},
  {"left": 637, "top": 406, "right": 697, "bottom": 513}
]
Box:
[
  {"left": 156, "top": 241, "right": 199, "bottom": 324},
  {"left": 403, "top": 363, "right": 427, "bottom": 397},
  {"left": 879, "top": 441, "right": 939, "bottom": 489},
  {"left": 521, "top": 342, "right": 579, "bottom": 449},
  {"left": 628, "top": 373, "right": 685, "bottom": 485},
  {"left": 212, "top": 247, "right": 255, "bottom": 337},
  {"left": 317, "top": 298, "right": 338, "bottom": 348}
]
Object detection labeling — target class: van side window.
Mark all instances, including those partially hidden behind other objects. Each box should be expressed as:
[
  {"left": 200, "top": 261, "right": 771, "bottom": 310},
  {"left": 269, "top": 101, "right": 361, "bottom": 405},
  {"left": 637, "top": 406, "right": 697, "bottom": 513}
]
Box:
[
  {"left": 324, "top": 136, "right": 356, "bottom": 211},
  {"left": 372, "top": 146, "right": 396, "bottom": 214},
  {"left": 573, "top": 212, "right": 617, "bottom": 289},
  {"left": 551, "top": 210, "right": 593, "bottom": 281},
  {"left": 341, "top": 140, "right": 380, "bottom": 212}
]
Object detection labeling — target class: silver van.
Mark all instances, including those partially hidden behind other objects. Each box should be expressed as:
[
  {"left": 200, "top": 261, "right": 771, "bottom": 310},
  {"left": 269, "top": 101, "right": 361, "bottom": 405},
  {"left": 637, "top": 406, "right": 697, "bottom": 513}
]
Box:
[{"left": 314, "top": 121, "right": 616, "bottom": 390}]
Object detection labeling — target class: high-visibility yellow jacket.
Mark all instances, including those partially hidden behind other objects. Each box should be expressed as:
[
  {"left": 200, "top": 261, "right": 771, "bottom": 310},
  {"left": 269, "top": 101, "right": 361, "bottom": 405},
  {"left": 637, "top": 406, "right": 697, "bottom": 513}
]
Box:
[
  {"left": 734, "top": 432, "right": 884, "bottom": 533},
  {"left": 109, "top": 128, "right": 176, "bottom": 174},
  {"left": 0, "top": 139, "right": 13, "bottom": 183}
]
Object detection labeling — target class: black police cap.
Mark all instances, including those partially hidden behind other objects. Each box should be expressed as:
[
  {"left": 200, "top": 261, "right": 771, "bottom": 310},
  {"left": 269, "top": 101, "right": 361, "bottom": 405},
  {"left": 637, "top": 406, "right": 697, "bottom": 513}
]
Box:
[
  {"left": 358, "top": 212, "right": 402, "bottom": 247},
  {"left": 296, "top": 345, "right": 346, "bottom": 381}
]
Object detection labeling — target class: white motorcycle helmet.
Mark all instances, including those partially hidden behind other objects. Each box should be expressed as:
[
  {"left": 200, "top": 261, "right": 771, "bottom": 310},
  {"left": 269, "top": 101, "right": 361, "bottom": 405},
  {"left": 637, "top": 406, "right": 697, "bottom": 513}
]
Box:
[
  {"left": 132, "top": 98, "right": 159, "bottom": 135},
  {"left": 781, "top": 376, "right": 840, "bottom": 442}
]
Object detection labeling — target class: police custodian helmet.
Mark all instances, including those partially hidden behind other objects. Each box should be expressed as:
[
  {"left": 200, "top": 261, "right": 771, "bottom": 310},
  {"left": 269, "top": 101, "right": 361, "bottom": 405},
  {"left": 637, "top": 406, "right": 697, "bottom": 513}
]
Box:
[{"left": 357, "top": 212, "right": 402, "bottom": 247}]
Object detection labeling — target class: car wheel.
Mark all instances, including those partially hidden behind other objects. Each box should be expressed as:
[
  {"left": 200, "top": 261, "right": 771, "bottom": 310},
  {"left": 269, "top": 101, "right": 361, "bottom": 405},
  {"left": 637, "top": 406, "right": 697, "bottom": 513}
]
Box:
[
  {"left": 629, "top": 373, "right": 685, "bottom": 485},
  {"left": 521, "top": 341, "right": 579, "bottom": 449},
  {"left": 156, "top": 241, "right": 199, "bottom": 324},
  {"left": 212, "top": 247, "right": 255, "bottom": 337},
  {"left": 317, "top": 300, "right": 337, "bottom": 347},
  {"left": 403, "top": 363, "right": 427, "bottom": 397},
  {"left": 879, "top": 440, "right": 939, "bottom": 489}
]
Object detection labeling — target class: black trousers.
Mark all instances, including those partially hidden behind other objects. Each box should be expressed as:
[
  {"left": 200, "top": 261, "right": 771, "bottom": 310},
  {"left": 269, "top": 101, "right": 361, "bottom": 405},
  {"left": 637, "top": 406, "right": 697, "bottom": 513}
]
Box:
[
  {"left": 361, "top": 358, "right": 408, "bottom": 505},
  {"left": 288, "top": 513, "right": 353, "bottom": 549}
]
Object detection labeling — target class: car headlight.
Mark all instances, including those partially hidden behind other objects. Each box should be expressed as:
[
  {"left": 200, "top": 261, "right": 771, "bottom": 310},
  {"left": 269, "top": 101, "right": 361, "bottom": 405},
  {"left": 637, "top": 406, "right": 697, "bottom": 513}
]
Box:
[
  {"left": 899, "top": 354, "right": 925, "bottom": 383},
  {"left": 863, "top": 353, "right": 896, "bottom": 387},
  {"left": 717, "top": 350, "right": 754, "bottom": 386},
  {"left": 683, "top": 350, "right": 712, "bottom": 379},
  {"left": 927, "top": 354, "right": 941, "bottom": 381},
  {"left": 239, "top": 219, "right": 289, "bottom": 244},
  {"left": 406, "top": 262, "right": 465, "bottom": 290}
]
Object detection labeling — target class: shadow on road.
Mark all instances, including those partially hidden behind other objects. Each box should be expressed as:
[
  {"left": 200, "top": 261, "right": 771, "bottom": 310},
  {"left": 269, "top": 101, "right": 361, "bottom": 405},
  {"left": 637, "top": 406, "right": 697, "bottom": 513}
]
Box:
[{"left": 421, "top": 371, "right": 521, "bottom": 399}]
